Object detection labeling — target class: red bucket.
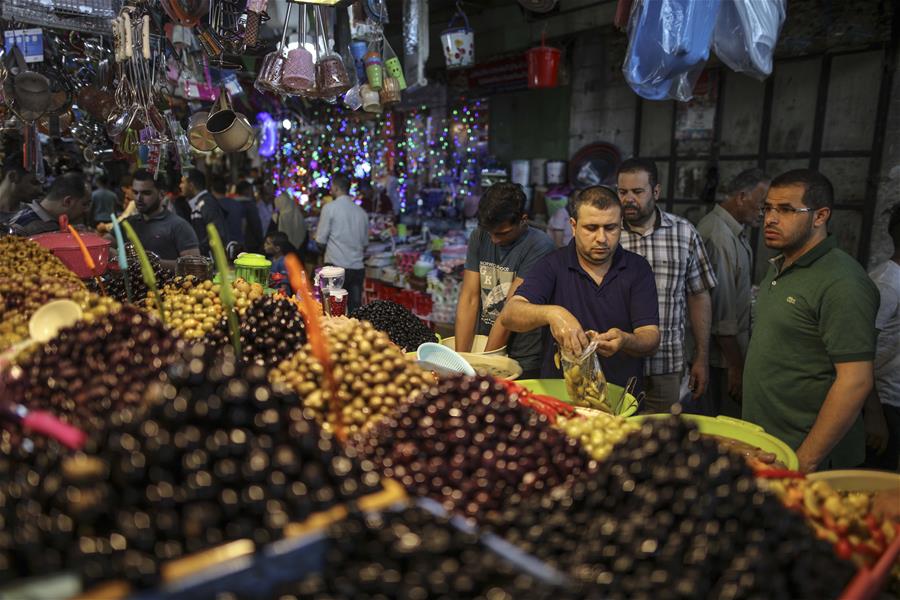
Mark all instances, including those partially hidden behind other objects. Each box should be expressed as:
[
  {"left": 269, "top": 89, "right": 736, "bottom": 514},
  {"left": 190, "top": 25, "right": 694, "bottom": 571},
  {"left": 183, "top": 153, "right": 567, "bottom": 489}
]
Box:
[{"left": 527, "top": 45, "right": 561, "bottom": 89}]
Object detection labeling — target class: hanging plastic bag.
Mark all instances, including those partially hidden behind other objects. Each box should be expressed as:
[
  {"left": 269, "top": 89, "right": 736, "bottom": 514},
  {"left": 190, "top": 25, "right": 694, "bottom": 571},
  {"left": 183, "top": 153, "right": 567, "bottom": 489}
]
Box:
[
  {"left": 713, "top": 0, "right": 786, "bottom": 80},
  {"left": 559, "top": 341, "right": 610, "bottom": 413},
  {"left": 622, "top": 0, "right": 721, "bottom": 101}
]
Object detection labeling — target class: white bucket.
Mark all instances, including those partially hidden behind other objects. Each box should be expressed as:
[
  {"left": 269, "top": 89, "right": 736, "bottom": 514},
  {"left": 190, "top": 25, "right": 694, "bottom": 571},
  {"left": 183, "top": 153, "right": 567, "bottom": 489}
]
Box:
[
  {"left": 441, "top": 28, "right": 475, "bottom": 69},
  {"left": 546, "top": 160, "right": 567, "bottom": 185},
  {"left": 510, "top": 160, "right": 530, "bottom": 187}
]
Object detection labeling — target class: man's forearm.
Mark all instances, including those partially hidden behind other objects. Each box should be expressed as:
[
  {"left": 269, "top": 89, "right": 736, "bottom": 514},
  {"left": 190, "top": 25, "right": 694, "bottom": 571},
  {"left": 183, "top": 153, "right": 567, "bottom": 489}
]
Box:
[
  {"left": 688, "top": 291, "right": 712, "bottom": 359},
  {"left": 715, "top": 335, "right": 744, "bottom": 370},
  {"left": 499, "top": 299, "right": 555, "bottom": 332},
  {"left": 797, "top": 368, "right": 872, "bottom": 471},
  {"left": 484, "top": 321, "right": 512, "bottom": 353},
  {"left": 454, "top": 297, "right": 479, "bottom": 352},
  {"left": 621, "top": 327, "right": 660, "bottom": 357}
]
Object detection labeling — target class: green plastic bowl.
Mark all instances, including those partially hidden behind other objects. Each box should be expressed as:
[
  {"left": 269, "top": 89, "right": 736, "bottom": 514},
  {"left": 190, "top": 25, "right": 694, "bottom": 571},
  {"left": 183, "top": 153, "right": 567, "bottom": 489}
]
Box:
[
  {"left": 631, "top": 414, "right": 799, "bottom": 470},
  {"left": 517, "top": 379, "right": 638, "bottom": 418}
]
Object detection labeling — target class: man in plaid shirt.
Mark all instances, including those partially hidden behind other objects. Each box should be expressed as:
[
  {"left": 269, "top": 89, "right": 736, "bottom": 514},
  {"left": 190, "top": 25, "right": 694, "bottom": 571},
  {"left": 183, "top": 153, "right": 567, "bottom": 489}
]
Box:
[{"left": 617, "top": 158, "right": 717, "bottom": 413}]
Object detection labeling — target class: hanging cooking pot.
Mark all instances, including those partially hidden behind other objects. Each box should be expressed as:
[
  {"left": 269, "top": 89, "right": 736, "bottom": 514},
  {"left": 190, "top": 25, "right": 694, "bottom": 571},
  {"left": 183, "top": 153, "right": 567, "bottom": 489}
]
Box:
[
  {"left": 314, "top": 6, "right": 351, "bottom": 97},
  {"left": 188, "top": 111, "right": 217, "bottom": 151},
  {"left": 281, "top": 2, "right": 315, "bottom": 94}
]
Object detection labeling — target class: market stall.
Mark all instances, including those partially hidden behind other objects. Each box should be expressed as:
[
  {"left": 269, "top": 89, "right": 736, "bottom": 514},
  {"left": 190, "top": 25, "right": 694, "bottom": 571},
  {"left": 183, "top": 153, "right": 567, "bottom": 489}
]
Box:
[
  {"left": 0, "top": 225, "right": 898, "bottom": 599},
  {"left": 1, "top": 0, "right": 899, "bottom": 598}
]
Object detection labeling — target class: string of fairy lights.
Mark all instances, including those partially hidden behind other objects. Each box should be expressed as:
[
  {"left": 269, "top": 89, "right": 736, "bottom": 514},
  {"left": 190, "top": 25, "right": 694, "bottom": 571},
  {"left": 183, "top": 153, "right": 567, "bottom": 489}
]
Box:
[{"left": 265, "top": 101, "right": 486, "bottom": 214}]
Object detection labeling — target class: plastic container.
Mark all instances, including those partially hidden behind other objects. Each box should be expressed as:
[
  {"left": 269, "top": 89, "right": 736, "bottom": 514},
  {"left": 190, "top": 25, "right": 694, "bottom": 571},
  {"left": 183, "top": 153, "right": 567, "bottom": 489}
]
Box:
[
  {"left": 517, "top": 379, "right": 639, "bottom": 418},
  {"left": 233, "top": 253, "right": 271, "bottom": 287},
  {"left": 325, "top": 288, "right": 348, "bottom": 317},
  {"left": 545, "top": 160, "right": 567, "bottom": 185},
  {"left": 176, "top": 255, "right": 213, "bottom": 280},
  {"left": 316, "top": 265, "right": 345, "bottom": 292},
  {"left": 441, "top": 7, "right": 475, "bottom": 70},
  {"left": 544, "top": 195, "right": 569, "bottom": 216},
  {"left": 440, "top": 334, "right": 507, "bottom": 356},
  {"left": 632, "top": 413, "right": 799, "bottom": 470},
  {"left": 30, "top": 225, "right": 111, "bottom": 279},
  {"left": 527, "top": 44, "right": 561, "bottom": 88},
  {"left": 458, "top": 353, "right": 522, "bottom": 381},
  {"left": 807, "top": 470, "right": 900, "bottom": 493}
]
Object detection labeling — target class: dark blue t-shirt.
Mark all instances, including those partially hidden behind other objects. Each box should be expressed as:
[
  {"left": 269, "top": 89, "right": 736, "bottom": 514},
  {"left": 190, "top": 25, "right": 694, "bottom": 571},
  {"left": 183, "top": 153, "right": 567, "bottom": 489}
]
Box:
[{"left": 515, "top": 242, "right": 660, "bottom": 389}]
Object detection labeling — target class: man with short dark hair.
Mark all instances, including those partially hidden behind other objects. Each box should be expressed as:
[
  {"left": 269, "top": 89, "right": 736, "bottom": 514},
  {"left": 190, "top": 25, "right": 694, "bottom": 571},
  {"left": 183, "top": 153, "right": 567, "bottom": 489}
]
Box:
[
  {"left": 743, "top": 169, "right": 879, "bottom": 472},
  {"left": 456, "top": 182, "right": 555, "bottom": 377},
  {"left": 617, "top": 158, "right": 717, "bottom": 413},
  {"left": 695, "top": 168, "right": 770, "bottom": 416},
  {"left": 7, "top": 172, "right": 91, "bottom": 236},
  {"left": 315, "top": 173, "right": 369, "bottom": 313},
  {"left": 126, "top": 170, "right": 200, "bottom": 271},
  {"left": 0, "top": 154, "right": 43, "bottom": 217},
  {"left": 180, "top": 169, "right": 228, "bottom": 256},
  {"left": 500, "top": 186, "right": 660, "bottom": 389}
]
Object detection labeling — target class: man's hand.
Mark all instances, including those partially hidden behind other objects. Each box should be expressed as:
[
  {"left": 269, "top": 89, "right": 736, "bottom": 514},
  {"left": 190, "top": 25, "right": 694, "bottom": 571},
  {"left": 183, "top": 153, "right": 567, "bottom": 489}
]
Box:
[
  {"left": 548, "top": 307, "right": 588, "bottom": 356},
  {"left": 865, "top": 403, "right": 889, "bottom": 455},
  {"left": 727, "top": 365, "right": 743, "bottom": 403},
  {"left": 689, "top": 358, "right": 708, "bottom": 400},
  {"left": 594, "top": 328, "right": 628, "bottom": 358}
]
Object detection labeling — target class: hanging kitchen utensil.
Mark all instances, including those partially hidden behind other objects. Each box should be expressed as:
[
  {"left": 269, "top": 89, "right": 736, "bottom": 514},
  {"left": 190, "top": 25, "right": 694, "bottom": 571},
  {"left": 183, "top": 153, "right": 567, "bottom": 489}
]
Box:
[
  {"left": 314, "top": 6, "right": 351, "bottom": 97},
  {"left": 364, "top": 40, "right": 383, "bottom": 90},
  {"left": 282, "top": 2, "right": 315, "bottom": 94},
  {"left": 254, "top": 0, "right": 292, "bottom": 94},
  {"left": 382, "top": 36, "right": 406, "bottom": 89},
  {"left": 380, "top": 75, "right": 401, "bottom": 105},
  {"left": 342, "top": 45, "right": 363, "bottom": 110},
  {"left": 188, "top": 110, "right": 217, "bottom": 151},
  {"left": 243, "top": 0, "right": 269, "bottom": 47},
  {"left": 440, "top": 2, "right": 474, "bottom": 69},
  {"left": 205, "top": 87, "right": 254, "bottom": 153},
  {"left": 7, "top": 46, "right": 51, "bottom": 122}
]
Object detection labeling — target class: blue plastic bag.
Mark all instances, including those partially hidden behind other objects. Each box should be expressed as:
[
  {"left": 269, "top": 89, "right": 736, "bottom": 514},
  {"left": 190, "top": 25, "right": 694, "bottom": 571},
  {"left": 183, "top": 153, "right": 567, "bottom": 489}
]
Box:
[
  {"left": 713, "top": 0, "right": 786, "bottom": 80},
  {"left": 622, "top": 0, "right": 722, "bottom": 101}
]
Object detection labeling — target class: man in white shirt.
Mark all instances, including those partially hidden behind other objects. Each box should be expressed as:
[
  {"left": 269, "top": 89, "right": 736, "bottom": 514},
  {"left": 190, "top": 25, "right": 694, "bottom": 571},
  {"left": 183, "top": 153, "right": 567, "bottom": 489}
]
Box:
[
  {"left": 865, "top": 204, "right": 900, "bottom": 471},
  {"left": 315, "top": 173, "right": 369, "bottom": 312}
]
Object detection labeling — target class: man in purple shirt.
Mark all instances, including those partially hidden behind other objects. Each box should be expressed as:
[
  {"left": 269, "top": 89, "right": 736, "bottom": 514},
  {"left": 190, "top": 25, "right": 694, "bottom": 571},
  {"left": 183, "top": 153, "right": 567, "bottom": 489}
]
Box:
[{"left": 499, "top": 186, "right": 661, "bottom": 391}]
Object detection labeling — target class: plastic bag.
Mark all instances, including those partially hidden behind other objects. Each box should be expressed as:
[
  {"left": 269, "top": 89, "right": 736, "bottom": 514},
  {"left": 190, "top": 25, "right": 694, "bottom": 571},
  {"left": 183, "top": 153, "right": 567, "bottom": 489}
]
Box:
[
  {"left": 713, "top": 0, "right": 785, "bottom": 80},
  {"left": 622, "top": 0, "right": 721, "bottom": 101},
  {"left": 560, "top": 341, "right": 610, "bottom": 413}
]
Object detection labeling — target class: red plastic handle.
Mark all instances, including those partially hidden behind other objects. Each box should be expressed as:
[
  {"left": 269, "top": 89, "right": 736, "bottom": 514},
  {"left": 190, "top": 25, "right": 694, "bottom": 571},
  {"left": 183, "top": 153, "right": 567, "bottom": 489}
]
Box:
[{"left": 22, "top": 411, "right": 87, "bottom": 450}]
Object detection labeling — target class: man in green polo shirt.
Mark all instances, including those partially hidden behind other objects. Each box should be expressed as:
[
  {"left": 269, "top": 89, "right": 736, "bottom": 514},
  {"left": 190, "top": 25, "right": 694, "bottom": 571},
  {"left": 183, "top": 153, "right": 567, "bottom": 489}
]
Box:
[{"left": 743, "top": 169, "right": 878, "bottom": 472}]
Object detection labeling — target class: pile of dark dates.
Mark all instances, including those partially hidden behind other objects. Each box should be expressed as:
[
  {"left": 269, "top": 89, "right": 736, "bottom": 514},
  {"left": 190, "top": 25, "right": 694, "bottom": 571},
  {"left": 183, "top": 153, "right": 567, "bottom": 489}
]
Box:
[
  {"left": 92, "top": 244, "right": 175, "bottom": 304},
  {"left": 357, "top": 374, "right": 596, "bottom": 523},
  {"left": 349, "top": 300, "right": 437, "bottom": 352},
  {"left": 239, "top": 295, "right": 307, "bottom": 370},
  {"left": 485, "top": 416, "right": 858, "bottom": 600},
  {"left": 0, "top": 343, "right": 383, "bottom": 589},
  {"left": 274, "top": 506, "right": 581, "bottom": 600},
  {"left": 3, "top": 305, "right": 180, "bottom": 435}
]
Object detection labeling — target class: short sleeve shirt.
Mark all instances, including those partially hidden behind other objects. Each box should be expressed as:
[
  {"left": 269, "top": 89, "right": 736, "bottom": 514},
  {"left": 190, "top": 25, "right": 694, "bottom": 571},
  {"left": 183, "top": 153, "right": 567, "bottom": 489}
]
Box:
[
  {"left": 742, "top": 236, "right": 879, "bottom": 468},
  {"left": 126, "top": 210, "right": 199, "bottom": 260},
  {"left": 696, "top": 205, "right": 753, "bottom": 368},
  {"left": 516, "top": 243, "right": 659, "bottom": 390},
  {"left": 619, "top": 209, "right": 717, "bottom": 375},
  {"left": 314, "top": 196, "right": 369, "bottom": 270},
  {"left": 464, "top": 226, "right": 555, "bottom": 371},
  {"left": 868, "top": 260, "right": 900, "bottom": 408}
]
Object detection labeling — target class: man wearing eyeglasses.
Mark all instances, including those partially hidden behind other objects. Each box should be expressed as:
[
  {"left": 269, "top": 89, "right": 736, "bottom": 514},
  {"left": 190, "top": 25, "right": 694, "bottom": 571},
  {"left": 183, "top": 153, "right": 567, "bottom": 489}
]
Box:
[{"left": 743, "top": 169, "right": 879, "bottom": 472}]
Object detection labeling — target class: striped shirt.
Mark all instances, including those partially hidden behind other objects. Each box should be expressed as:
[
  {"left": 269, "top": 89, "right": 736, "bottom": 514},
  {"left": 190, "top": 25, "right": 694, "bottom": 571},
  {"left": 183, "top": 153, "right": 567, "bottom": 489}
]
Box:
[{"left": 620, "top": 208, "right": 717, "bottom": 375}]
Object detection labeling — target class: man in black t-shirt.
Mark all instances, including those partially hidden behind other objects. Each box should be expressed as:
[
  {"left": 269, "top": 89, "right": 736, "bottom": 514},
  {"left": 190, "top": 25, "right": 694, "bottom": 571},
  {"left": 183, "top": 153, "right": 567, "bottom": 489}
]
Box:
[{"left": 128, "top": 170, "right": 200, "bottom": 271}]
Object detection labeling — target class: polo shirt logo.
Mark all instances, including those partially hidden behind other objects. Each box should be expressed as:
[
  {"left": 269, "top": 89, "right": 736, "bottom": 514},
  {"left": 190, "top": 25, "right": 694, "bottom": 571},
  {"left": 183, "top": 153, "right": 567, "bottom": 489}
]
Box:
[{"left": 786, "top": 296, "right": 797, "bottom": 304}]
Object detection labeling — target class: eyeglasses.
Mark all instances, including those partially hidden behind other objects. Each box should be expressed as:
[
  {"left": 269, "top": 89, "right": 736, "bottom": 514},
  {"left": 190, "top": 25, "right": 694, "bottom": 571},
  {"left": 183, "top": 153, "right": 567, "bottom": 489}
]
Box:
[{"left": 759, "top": 205, "right": 815, "bottom": 217}]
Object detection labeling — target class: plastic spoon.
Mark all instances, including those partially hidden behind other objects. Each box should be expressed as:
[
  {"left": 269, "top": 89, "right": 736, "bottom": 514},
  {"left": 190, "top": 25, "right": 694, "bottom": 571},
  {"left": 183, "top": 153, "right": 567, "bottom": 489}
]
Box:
[
  {"left": 110, "top": 213, "right": 133, "bottom": 303},
  {"left": 207, "top": 223, "right": 241, "bottom": 356},
  {"left": 66, "top": 223, "right": 106, "bottom": 296}
]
